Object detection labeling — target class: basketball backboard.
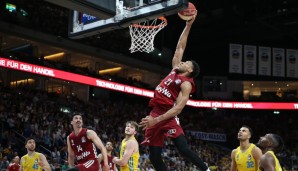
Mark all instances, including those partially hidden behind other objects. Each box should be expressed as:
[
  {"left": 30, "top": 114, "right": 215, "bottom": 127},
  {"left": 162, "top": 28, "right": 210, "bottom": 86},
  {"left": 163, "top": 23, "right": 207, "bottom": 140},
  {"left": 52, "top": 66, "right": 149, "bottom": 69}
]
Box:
[
  {"left": 67, "top": 0, "right": 189, "bottom": 39},
  {"left": 45, "top": 0, "right": 116, "bottom": 19}
]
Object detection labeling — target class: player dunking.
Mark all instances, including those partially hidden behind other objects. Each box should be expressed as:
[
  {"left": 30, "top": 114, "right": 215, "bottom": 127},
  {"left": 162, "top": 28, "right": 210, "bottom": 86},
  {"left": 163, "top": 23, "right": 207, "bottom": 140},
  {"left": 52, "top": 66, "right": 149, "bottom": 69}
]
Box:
[
  {"left": 67, "top": 113, "right": 109, "bottom": 171},
  {"left": 98, "top": 141, "right": 116, "bottom": 171},
  {"left": 139, "top": 12, "right": 210, "bottom": 171}
]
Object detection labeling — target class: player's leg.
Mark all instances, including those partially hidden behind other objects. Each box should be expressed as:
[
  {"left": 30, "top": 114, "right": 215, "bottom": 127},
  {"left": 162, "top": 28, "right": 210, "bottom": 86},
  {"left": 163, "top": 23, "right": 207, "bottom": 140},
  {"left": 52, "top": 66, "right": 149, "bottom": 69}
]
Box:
[
  {"left": 149, "top": 146, "right": 167, "bottom": 171},
  {"left": 172, "top": 135, "right": 209, "bottom": 171},
  {"left": 143, "top": 110, "right": 168, "bottom": 170}
]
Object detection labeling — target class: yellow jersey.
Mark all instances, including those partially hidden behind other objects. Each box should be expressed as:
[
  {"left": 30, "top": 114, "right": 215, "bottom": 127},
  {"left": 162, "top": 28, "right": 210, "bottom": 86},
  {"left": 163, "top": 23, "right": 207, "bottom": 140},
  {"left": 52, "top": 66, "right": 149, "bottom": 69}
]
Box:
[
  {"left": 20, "top": 152, "right": 42, "bottom": 171},
  {"left": 258, "top": 151, "right": 282, "bottom": 171},
  {"left": 119, "top": 137, "right": 139, "bottom": 171},
  {"left": 235, "top": 144, "right": 257, "bottom": 171}
]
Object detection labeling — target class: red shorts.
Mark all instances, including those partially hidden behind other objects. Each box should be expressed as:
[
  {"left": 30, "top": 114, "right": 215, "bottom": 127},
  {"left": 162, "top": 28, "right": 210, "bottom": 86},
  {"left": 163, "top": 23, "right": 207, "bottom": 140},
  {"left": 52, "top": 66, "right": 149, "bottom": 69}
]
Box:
[
  {"left": 141, "top": 108, "right": 184, "bottom": 147},
  {"left": 77, "top": 159, "right": 99, "bottom": 171}
]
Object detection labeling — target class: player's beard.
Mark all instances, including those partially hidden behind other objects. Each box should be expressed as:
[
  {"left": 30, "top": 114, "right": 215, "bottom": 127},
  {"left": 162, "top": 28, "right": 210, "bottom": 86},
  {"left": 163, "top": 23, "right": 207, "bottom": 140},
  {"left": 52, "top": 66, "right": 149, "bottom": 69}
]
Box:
[
  {"left": 28, "top": 147, "right": 35, "bottom": 152},
  {"left": 76, "top": 121, "right": 82, "bottom": 128}
]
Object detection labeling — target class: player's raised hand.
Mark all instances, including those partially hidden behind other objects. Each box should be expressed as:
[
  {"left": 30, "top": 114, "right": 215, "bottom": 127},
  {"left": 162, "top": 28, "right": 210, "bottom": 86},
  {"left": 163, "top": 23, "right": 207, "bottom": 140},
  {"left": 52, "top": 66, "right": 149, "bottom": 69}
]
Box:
[{"left": 186, "top": 10, "right": 197, "bottom": 26}]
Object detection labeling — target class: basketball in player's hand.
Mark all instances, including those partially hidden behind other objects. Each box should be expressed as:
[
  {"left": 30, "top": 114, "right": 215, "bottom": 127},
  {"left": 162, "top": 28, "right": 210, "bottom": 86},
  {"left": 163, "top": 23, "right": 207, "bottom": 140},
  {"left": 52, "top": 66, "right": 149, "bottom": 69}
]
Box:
[{"left": 178, "top": 2, "right": 197, "bottom": 20}]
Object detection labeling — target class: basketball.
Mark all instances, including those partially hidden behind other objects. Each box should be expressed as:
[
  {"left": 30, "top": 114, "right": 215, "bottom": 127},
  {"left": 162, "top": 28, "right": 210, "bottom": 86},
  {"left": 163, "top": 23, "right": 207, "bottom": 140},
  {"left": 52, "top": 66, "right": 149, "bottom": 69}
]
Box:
[{"left": 178, "top": 2, "right": 197, "bottom": 20}]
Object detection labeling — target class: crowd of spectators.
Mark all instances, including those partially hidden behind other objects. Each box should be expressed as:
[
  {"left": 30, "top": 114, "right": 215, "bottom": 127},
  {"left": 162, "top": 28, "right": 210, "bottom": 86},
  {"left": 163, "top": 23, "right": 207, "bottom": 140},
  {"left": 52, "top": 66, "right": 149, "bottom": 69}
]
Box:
[
  {"left": 0, "top": 85, "right": 224, "bottom": 170},
  {"left": 0, "top": 1, "right": 298, "bottom": 170},
  {"left": 0, "top": 84, "right": 297, "bottom": 170}
]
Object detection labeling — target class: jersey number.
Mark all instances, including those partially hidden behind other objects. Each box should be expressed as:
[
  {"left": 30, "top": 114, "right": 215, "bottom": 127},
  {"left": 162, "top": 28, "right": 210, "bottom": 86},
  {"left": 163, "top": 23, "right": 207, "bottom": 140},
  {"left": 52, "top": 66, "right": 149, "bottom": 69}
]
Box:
[
  {"left": 32, "top": 163, "right": 39, "bottom": 170},
  {"left": 164, "top": 78, "right": 173, "bottom": 86},
  {"left": 175, "top": 117, "right": 180, "bottom": 125},
  {"left": 77, "top": 145, "right": 83, "bottom": 152}
]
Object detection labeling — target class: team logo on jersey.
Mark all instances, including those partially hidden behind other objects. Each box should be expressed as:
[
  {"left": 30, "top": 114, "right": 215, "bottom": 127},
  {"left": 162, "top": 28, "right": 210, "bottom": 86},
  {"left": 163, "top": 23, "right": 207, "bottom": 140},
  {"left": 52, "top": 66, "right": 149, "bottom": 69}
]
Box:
[
  {"left": 247, "top": 154, "right": 252, "bottom": 160},
  {"left": 82, "top": 136, "right": 86, "bottom": 143},
  {"left": 156, "top": 85, "right": 171, "bottom": 98},
  {"left": 168, "top": 129, "right": 176, "bottom": 134},
  {"left": 175, "top": 79, "right": 181, "bottom": 85}
]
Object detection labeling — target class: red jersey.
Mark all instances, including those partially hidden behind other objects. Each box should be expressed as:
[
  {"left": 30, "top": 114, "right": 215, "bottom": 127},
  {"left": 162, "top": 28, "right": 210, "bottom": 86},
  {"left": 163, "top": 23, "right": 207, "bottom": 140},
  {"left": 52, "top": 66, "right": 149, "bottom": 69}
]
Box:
[
  {"left": 7, "top": 163, "right": 20, "bottom": 171},
  {"left": 149, "top": 69, "right": 195, "bottom": 113},
  {"left": 100, "top": 155, "right": 115, "bottom": 171},
  {"left": 68, "top": 128, "right": 98, "bottom": 164}
]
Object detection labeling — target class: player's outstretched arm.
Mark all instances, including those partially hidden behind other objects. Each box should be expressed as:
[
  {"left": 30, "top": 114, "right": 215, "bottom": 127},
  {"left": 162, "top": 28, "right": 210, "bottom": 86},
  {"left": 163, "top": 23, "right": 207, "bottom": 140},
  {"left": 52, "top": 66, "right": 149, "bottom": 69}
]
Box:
[
  {"left": 156, "top": 81, "right": 192, "bottom": 122},
  {"left": 252, "top": 146, "right": 262, "bottom": 170},
  {"left": 38, "top": 153, "right": 51, "bottom": 171},
  {"left": 140, "top": 81, "right": 192, "bottom": 129},
  {"left": 67, "top": 136, "right": 75, "bottom": 168},
  {"left": 87, "top": 130, "right": 109, "bottom": 171},
  {"left": 97, "top": 153, "right": 103, "bottom": 163},
  {"left": 259, "top": 152, "right": 275, "bottom": 171},
  {"left": 172, "top": 12, "right": 197, "bottom": 69},
  {"left": 19, "top": 157, "right": 24, "bottom": 171},
  {"left": 112, "top": 140, "right": 137, "bottom": 166},
  {"left": 230, "top": 149, "right": 237, "bottom": 171}
]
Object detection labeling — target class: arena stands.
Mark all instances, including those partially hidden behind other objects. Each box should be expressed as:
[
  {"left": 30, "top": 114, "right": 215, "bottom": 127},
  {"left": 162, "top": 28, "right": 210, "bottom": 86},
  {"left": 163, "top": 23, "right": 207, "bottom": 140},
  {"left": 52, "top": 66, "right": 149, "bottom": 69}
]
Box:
[{"left": 0, "top": 85, "right": 297, "bottom": 170}]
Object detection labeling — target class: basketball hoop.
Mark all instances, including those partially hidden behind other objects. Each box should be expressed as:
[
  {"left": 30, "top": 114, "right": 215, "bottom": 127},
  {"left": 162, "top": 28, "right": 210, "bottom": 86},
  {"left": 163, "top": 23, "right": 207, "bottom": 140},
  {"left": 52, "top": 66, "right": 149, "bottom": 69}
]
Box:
[{"left": 129, "top": 17, "right": 167, "bottom": 53}]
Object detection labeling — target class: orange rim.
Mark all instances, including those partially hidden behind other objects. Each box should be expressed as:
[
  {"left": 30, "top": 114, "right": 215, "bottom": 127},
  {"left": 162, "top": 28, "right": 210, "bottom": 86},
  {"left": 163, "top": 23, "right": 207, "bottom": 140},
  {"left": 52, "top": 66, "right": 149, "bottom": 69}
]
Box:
[{"left": 131, "top": 17, "right": 167, "bottom": 29}]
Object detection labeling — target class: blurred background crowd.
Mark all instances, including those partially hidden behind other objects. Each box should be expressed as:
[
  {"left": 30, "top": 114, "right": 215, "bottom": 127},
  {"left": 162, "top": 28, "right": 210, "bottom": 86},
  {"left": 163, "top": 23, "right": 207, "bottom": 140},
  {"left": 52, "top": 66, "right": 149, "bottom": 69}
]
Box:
[
  {"left": 0, "top": 0, "right": 298, "bottom": 170},
  {"left": 0, "top": 85, "right": 297, "bottom": 170}
]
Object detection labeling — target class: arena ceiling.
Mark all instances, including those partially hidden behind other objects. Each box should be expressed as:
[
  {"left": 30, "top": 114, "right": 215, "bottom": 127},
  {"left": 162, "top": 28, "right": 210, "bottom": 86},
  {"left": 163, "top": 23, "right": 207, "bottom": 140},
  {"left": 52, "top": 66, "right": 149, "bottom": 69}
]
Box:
[
  {"left": 3, "top": 0, "right": 298, "bottom": 73},
  {"left": 1, "top": 0, "right": 298, "bottom": 91},
  {"left": 92, "top": 0, "right": 298, "bottom": 76},
  {"left": 163, "top": 0, "right": 298, "bottom": 54}
]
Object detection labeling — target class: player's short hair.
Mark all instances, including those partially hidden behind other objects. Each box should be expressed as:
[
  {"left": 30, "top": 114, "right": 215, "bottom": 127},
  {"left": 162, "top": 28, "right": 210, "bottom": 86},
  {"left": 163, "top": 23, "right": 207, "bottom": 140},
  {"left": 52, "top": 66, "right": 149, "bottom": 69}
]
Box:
[
  {"left": 126, "top": 121, "right": 139, "bottom": 131},
  {"left": 106, "top": 141, "right": 113, "bottom": 145},
  {"left": 242, "top": 125, "right": 253, "bottom": 137},
  {"left": 190, "top": 60, "right": 200, "bottom": 78},
  {"left": 271, "top": 134, "right": 284, "bottom": 153},
  {"left": 71, "top": 112, "right": 82, "bottom": 120},
  {"left": 25, "top": 137, "right": 35, "bottom": 144}
]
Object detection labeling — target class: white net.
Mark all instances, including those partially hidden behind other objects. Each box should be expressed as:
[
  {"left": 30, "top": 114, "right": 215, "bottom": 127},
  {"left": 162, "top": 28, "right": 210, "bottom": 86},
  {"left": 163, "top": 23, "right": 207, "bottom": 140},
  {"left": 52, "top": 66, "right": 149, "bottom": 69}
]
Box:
[{"left": 129, "top": 17, "right": 167, "bottom": 53}]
